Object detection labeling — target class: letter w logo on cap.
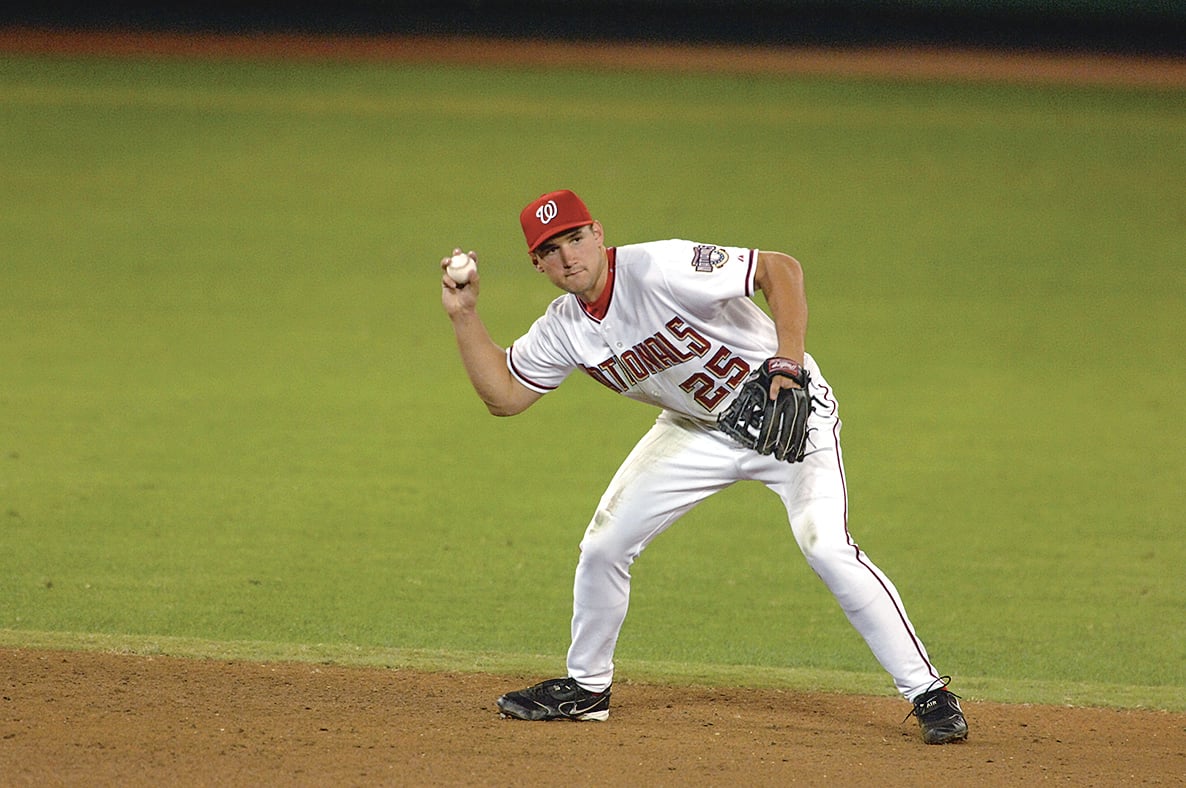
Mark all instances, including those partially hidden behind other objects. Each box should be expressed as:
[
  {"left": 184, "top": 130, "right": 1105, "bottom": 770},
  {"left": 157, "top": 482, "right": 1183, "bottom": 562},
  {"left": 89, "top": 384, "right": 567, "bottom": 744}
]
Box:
[{"left": 536, "top": 200, "right": 559, "bottom": 224}]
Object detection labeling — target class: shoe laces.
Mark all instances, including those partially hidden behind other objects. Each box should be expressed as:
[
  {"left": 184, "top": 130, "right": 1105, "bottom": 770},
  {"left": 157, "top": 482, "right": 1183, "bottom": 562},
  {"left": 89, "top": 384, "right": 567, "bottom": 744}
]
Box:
[{"left": 903, "top": 675, "right": 961, "bottom": 723}]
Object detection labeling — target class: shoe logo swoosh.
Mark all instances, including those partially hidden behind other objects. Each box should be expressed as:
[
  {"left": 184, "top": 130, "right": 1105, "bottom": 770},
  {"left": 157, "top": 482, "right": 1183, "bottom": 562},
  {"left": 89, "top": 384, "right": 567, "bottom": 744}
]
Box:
[{"left": 560, "top": 698, "right": 602, "bottom": 716}]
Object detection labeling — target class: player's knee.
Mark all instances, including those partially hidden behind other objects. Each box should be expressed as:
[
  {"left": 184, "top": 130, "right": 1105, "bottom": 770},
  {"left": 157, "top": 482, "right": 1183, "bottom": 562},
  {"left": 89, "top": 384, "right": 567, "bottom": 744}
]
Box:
[
  {"left": 789, "top": 499, "right": 847, "bottom": 561},
  {"left": 578, "top": 509, "right": 638, "bottom": 570}
]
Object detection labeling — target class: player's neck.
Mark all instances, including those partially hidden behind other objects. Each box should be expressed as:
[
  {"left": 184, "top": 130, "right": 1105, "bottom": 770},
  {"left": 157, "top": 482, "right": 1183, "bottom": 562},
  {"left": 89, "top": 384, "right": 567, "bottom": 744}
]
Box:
[{"left": 577, "top": 249, "right": 616, "bottom": 320}]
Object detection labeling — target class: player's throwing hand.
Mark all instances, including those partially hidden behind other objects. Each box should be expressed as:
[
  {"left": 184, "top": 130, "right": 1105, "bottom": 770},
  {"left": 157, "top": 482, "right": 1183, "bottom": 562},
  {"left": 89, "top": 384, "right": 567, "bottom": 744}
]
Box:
[{"left": 440, "top": 247, "right": 479, "bottom": 315}]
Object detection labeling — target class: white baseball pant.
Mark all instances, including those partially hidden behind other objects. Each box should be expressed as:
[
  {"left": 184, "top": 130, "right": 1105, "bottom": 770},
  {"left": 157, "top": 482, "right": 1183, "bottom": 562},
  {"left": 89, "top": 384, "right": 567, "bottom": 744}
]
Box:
[{"left": 566, "top": 362, "right": 943, "bottom": 701}]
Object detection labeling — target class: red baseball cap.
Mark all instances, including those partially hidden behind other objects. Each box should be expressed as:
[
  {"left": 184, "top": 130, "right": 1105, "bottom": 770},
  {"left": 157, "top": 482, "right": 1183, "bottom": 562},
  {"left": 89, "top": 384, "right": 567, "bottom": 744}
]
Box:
[{"left": 520, "top": 189, "right": 594, "bottom": 252}]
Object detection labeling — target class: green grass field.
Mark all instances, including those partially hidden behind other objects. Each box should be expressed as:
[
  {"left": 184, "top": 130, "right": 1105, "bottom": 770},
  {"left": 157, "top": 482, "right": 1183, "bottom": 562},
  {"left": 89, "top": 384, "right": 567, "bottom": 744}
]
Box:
[{"left": 2, "top": 51, "right": 1184, "bottom": 711}]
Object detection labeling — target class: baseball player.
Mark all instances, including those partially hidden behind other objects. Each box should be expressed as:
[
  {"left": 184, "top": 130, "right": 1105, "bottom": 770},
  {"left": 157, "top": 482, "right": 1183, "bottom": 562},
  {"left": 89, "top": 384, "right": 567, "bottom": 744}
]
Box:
[{"left": 438, "top": 189, "right": 968, "bottom": 744}]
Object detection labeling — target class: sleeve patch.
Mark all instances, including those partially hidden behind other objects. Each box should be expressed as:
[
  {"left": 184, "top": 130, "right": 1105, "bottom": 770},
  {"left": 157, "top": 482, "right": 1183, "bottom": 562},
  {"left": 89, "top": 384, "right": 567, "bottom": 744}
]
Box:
[{"left": 689, "top": 244, "right": 731, "bottom": 273}]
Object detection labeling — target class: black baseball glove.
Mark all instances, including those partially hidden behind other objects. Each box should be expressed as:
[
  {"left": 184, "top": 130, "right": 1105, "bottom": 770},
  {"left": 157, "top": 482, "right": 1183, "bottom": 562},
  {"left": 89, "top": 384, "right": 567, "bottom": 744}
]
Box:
[{"left": 716, "top": 357, "right": 813, "bottom": 463}]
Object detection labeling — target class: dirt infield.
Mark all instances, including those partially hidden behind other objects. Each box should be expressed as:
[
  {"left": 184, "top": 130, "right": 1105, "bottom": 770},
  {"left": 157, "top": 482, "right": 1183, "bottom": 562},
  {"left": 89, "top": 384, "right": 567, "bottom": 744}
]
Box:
[
  {"left": 3, "top": 649, "right": 1185, "bottom": 786},
  {"left": 2, "top": 28, "right": 1185, "bottom": 786}
]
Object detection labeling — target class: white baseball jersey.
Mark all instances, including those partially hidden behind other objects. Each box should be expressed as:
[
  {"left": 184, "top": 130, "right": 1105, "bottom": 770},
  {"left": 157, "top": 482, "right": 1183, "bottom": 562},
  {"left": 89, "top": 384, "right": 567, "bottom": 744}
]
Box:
[{"left": 507, "top": 239, "right": 777, "bottom": 424}]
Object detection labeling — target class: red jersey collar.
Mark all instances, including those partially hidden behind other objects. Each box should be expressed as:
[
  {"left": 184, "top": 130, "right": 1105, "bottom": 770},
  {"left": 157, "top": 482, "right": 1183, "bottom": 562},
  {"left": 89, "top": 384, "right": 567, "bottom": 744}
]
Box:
[{"left": 578, "top": 247, "right": 616, "bottom": 322}]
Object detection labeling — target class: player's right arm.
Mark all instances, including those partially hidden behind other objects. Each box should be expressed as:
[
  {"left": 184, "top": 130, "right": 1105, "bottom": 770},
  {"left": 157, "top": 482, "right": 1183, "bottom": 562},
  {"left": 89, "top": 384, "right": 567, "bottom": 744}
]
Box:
[{"left": 440, "top": 256, "right": 542, "bottom": 417}]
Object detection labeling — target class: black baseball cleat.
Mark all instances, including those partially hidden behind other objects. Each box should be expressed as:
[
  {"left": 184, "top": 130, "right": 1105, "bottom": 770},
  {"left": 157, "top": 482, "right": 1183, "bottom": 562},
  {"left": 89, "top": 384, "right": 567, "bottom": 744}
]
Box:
[
  {"left": 907, "top": 677, "right": 969, "bottom": 744},
  {"left": 497, "top": 677, "right": 611, "bottom": 721}
]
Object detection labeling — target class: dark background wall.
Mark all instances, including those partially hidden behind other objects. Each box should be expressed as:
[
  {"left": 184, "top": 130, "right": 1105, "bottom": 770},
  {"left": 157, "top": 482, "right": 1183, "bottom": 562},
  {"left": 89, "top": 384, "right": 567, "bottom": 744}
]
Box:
[{"left": 4, "top": 1, "right": 1185, "bottom": 55}]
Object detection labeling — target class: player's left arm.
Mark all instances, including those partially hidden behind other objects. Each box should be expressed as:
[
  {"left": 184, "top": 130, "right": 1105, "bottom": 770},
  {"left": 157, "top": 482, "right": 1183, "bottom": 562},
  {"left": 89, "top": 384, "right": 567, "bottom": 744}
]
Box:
[{"left": 754, "top": 251, "right": 808, "bottom": 396}]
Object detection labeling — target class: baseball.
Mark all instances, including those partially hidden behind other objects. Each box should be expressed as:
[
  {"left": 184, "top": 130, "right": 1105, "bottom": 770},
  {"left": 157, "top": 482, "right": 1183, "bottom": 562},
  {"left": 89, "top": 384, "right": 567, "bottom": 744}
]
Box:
[{"left": 447, "top": 252, "right": 476, "bottom": 285}]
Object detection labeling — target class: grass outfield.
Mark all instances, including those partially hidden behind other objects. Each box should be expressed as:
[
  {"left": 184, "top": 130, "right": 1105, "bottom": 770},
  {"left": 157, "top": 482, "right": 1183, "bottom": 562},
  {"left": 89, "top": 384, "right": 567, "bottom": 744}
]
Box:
[{"left": 1, "top": 51, "right": 1183, "bottom": 711}]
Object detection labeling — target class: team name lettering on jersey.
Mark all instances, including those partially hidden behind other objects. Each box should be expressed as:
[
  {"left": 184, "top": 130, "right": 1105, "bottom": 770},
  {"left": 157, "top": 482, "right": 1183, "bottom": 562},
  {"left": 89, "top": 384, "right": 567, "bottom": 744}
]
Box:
[{"left": 580, "top": 314, "right": 751, "bottom": 412}]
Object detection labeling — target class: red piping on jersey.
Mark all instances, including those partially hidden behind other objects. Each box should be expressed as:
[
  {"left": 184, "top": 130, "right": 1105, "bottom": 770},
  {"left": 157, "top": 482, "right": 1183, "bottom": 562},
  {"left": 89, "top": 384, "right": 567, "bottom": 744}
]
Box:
[
  {"left": 507, "top": 344, "right": 559, "bottom": 392},
  {"left": 745, "top": 248, "right": 758, "bottom": 297},
  {"left": 578, "top": 248, "right": 616, "bottom": 323}
]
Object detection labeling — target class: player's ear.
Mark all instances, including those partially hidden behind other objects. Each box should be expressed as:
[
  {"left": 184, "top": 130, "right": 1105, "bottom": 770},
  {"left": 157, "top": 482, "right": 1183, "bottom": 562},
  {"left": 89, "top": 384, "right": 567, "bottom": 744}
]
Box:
[
  {"left": 528, "top": 253, "right": 544, "bottom": 272},
  {"left": 591, "top": 220, "right": 604, "bottom": 244}
]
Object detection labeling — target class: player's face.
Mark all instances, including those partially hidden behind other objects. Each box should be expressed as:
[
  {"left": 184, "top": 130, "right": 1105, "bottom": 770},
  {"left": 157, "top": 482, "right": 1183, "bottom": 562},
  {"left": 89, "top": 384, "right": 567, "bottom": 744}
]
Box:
[{"left": 531, "top": 222, "right": 607, "bottom": 302}]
